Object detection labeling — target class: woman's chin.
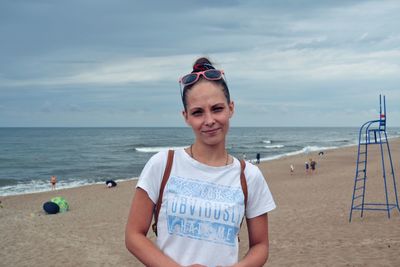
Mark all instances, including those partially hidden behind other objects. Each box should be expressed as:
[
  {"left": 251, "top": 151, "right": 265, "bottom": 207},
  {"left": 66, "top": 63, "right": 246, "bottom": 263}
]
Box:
[{"left": 200, "top": 135, "right": 225, "bottom": 146}]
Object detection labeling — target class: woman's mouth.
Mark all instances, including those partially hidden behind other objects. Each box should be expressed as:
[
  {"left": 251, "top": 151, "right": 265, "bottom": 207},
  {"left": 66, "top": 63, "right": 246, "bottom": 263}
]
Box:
[{"left": 202, "top": 128, "right": 221, "bottom": 135}]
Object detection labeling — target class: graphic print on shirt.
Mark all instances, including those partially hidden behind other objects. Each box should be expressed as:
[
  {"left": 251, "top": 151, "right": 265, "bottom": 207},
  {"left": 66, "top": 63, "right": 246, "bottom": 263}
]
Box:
[{"left": 165, "top": 176, "right": 244, "bottom": 246}]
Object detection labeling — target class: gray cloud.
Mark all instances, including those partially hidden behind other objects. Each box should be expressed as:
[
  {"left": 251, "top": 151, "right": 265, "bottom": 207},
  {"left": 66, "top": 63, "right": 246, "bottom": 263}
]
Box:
[{"left": 0, "top": 0, "right": 399, "bottom": 126}]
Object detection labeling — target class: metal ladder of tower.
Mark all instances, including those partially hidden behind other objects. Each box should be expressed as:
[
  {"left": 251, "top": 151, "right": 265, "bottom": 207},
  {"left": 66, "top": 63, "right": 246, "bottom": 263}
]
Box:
[{"left": 349, "top": 95, "right": 400, "bottom": 222}]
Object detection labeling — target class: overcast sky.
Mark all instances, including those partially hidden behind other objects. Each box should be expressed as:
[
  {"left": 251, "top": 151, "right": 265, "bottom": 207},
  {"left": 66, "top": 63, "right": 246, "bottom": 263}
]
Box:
[{"left": 1, "top": 0, "right": 399, "bottom": 127}]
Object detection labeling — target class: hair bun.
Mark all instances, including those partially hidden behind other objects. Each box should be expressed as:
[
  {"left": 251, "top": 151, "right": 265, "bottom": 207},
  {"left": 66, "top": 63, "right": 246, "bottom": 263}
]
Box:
[
  {"left": 192, "top": 57, "right": 215, "bottom": 72},
  {"left": 193, "top": 63, "right": 215, "bottom": 72}
]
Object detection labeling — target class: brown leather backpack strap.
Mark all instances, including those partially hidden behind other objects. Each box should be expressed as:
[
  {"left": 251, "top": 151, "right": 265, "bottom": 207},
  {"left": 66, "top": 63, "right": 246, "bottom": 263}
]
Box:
[
  {"left": 152, "top": 150, "right": 174, "bottom": 236},
  {"left": 238, "top": 159, "right": 248, "bottom": 242},
  {"left": 239, "top": 159, "right": 248, "bottom": 210}
]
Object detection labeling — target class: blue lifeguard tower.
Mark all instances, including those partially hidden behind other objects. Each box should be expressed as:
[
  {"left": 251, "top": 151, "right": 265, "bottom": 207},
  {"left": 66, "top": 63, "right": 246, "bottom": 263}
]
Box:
[{"left": 349, "top": 95, "right": 400, "bottom": 222}]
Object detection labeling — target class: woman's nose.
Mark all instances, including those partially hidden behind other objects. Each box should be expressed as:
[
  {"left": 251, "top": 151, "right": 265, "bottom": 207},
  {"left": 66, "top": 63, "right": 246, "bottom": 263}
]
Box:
[{"left": 204, "top": 111, "right": 215, "bottom": 126}]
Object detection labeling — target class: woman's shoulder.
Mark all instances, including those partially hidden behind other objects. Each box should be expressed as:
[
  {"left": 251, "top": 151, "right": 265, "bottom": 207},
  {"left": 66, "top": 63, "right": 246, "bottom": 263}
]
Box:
[
  {"left": 146, "top": 148, "right": 187, "bottom": 168},
  {"left": 242, "top": 160, "right": 261, "bottom": 174},
  {"left": 152, "top": 149, "right": 172, "bottom": 161},
  {"left": 241, "top": 160, "right": 265, "bottom": 184}
]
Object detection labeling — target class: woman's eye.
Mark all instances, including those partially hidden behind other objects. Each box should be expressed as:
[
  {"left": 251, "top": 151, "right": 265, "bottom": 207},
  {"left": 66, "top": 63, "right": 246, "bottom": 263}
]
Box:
[
  {"left": 191, "top": 110, "right": 203, "bottom": 116},
  {"left": 213, "top": 106, "right": 224, "bottom": 112}
]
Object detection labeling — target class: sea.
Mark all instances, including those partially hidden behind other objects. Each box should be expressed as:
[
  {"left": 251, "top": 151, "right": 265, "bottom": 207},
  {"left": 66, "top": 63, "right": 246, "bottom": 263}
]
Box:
[{"left": 1, "top": 127, "right": 399, "bottom": 196}]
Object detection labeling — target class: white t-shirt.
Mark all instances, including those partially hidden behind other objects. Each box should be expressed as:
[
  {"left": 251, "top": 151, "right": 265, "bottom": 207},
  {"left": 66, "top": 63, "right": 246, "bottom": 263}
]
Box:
[{"left": 137, "top": 149, "right": 276, "bottom": 267}]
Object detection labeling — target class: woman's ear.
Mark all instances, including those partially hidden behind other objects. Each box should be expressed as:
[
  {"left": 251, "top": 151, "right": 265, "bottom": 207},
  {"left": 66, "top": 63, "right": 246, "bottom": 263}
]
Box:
[
  {"left": 182, "top": 110, "right": 189, "bottom": 124},
  {"left": 229, "top": 101, "right": 235, "bottom": 118}
]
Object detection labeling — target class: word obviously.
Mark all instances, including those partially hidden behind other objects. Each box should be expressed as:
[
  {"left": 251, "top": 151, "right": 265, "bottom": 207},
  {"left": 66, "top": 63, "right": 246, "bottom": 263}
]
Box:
[{"left": 168, "top": 196, "right": 242, "bottom": 224}]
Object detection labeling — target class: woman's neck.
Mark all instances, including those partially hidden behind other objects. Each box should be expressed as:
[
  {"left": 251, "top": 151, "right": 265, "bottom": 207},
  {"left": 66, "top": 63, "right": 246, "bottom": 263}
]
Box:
[{"left": 187, "top": 142, "right": 230, "bottom": 166}]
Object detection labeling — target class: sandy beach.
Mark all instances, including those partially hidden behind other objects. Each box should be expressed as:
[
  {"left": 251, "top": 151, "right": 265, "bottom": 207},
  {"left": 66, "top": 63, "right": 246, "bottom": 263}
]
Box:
[{"left": 1, "top": 139, "right": 399, "bottom": 266}]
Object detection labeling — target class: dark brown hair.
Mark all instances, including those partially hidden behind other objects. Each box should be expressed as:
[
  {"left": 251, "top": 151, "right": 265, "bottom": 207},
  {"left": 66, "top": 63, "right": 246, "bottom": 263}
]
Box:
[{"left": 181, "top": 57, "right": 230, "bottom": 110}]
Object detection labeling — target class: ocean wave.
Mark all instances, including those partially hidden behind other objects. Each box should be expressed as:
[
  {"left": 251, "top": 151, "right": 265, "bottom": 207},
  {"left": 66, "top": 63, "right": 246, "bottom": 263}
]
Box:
[
  {"left": 264, "top": 145, "right": 284, "bottom": 149},
  {"left": 258, "top": 145, "right": 338, "bottom": 163},
  {"left": 289, "top": 145, "right": 338, "bottom": 155},
  {"left": 0, "top": 178, "right": 20, "bottom": 187},
  {"left": 0, "top": 177, "right": 138, "bottom": 197},
  {"left": 135, "top": 146, "right": 187, "bottom": 153},
  {"left": 331, "top": 139, "right": 351, "bottom": 143},
  {"left": 262, "top": 140, "right": 271, "bottom": 144}
]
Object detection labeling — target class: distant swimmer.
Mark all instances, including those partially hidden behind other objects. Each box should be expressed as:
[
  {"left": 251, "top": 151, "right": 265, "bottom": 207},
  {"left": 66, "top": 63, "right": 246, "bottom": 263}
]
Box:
[{"left": 50, "top": 175, "right": 57, "bottom": 190}]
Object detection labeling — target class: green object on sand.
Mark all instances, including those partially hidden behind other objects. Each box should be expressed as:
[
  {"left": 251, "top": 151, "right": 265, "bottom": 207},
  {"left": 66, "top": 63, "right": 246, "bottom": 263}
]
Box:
[{"left": 51, "top": 197, "right": 69, "bottom": 213}]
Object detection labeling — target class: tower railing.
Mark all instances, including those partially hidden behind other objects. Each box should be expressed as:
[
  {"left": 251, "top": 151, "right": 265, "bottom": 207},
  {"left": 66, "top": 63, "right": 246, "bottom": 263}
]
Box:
[{"left": 349, "top": 95, "right": 399, "bottom": 222}]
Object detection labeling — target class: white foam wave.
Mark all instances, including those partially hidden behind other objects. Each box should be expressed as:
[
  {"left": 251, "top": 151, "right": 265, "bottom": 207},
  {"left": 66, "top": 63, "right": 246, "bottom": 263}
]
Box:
[
  {"left": 262, "top": 140, "right": 271, "bottom": 144},
  {"left": 0, "top": 179, "right": 89, "bottom": 196},
  {"left": 135, "top": 146, "right": 187, "bottom": 153},
  {"left": 0, "top": 177, "right": 139, "bottom": 197},
  {"left": 264, "top": 145, "right": 284, "bottom": 149},
  {"left": 258, "top": 145, "right": 338, "bottom": 163},
  {"left": 291, "top": 145, "right": 338, "bottom": 155}
]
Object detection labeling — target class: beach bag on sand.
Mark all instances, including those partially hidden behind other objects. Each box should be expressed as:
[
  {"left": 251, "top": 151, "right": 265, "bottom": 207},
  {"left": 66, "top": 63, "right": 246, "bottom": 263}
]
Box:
[
  {"left": 51, "top": 196, "right": 69, "bottom": 213},
  {"left": 43, "top": 201, "right": 60, "bottom": 214},
  {"left": 152, "top": 150, "right": 248, "bottom": 237}
]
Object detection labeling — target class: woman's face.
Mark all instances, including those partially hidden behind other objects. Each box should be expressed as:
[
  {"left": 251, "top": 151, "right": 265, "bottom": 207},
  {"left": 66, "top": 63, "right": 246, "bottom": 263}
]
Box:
[{"left": 183, "top": 80, "right": 234, "bottom": 147}]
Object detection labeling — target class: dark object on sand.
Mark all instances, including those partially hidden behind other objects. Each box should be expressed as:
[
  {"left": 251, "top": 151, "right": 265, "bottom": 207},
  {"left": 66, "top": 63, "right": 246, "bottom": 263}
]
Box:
[
  {"left": 256, "top": 153, "right": 261, "bottom": 164},
  {"left": 106, "top": 180, "right": 117, "bottom": 188},
  {"left": 43, "top": 201, "right": 60, "bottom": 214}
]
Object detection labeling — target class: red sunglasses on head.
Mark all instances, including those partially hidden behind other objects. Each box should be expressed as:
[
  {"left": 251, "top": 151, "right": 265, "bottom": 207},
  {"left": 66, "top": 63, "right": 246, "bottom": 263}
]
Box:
[{"left": 178, "top": 69, "right": 225, "bottom": 87}]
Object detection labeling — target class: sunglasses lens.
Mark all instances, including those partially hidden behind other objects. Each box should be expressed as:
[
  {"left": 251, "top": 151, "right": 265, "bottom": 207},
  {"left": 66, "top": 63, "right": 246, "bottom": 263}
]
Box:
[
  {"left": 181, "top": 74, "right": 197, "bottom": 85},
  {"left": 180, "top": 70, "right": 223, "bottom": 86},
  {"left": 204, "top": 70, "right": 221, "bottom": 79}
]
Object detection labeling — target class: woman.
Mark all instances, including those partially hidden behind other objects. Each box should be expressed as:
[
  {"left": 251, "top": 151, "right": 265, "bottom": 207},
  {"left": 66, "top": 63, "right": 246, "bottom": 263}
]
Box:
[{"left": 125, "top": 57, "right": 276, "bottom": 266}]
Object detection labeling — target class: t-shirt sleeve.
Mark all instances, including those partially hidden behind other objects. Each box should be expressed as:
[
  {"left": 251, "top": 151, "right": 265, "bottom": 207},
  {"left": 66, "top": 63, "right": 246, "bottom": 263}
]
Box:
[
  {"left": 245, "top": 163, "right": 276, "bottom": 218},
  {"left": 136, "top": 151, "right": 168, "bottom": 204}
]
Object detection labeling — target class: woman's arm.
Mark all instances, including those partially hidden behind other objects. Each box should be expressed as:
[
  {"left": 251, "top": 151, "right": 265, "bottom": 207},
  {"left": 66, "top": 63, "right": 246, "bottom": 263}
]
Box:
[
  {"left": 236, "top": 213, "right": 270, "bottom": 267},
  {"left": 125, "top": 188, "right": 181, "bottom": 267}
]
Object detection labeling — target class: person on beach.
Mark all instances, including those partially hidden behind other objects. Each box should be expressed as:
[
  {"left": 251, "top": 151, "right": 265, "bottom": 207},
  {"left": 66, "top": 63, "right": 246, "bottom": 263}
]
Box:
[
  {"left": 290, "top": 164, "right": 294, "bottom": 175},
  {"left": 310, "top": 159, "right": 317, "bottom": 174},
  {"left": 256, "top": 152, "right": 261, "bottom": 164},
  {"left": 125, "top": 57, "right": 276, "bottom": 267},
  {"left": 50, "top": 175, "right": 57, "bottom": 190},
  {"left": 305, "top": 161, "right": 309, "bottom": 174},
  {"left": 106, "top": 180, "right": 117, "bottom": 188}
]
